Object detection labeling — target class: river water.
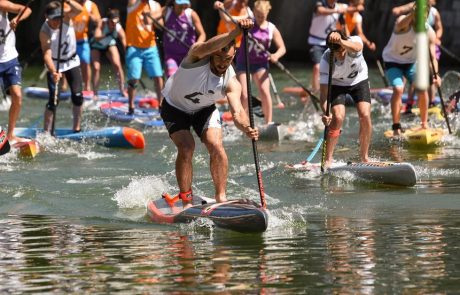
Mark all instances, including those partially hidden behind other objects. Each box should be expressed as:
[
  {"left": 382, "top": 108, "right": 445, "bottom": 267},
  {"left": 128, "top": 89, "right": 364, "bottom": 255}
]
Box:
[{"left": 1, "top": 65, "right": 460, "bottom": 293}]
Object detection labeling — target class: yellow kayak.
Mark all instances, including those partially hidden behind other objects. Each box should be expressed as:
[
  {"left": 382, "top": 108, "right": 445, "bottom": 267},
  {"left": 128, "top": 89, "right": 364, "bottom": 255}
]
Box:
[{"left": 384, "top": 127, "right": 445, "bottom": 145}]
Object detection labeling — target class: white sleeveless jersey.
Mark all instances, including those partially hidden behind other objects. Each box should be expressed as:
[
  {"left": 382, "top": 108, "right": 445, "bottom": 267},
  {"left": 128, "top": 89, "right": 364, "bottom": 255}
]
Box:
[
  {"left": 41, "top": 21, "right": 80, "bottom": 72},
  {"left": 382, "top": 25, "right": 417, "bottom": 64},
  {"left": 319, "top": 36, "right": 368, "bottom": 87},
  {"left": 308, "top": 1, "right": 348, "bottom": 46},
  {"left": 0, "top": 11, "right": 18, "bottom": 63},
  {"left": 162, "top": 58, "right": 236, "bottom": 114}
]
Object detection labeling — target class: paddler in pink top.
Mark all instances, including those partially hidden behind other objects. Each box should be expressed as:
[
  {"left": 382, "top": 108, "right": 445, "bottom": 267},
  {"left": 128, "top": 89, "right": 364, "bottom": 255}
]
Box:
[
  {"left": 162, "top": 0, "right": 206, "bottom": 77},
  {"left": 235, "top": 0, "right": 285, "bottom": 125}
]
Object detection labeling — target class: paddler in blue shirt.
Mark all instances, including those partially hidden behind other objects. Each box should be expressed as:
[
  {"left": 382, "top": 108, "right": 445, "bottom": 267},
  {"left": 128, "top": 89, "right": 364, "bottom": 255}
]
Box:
[
  {"left": 160, "top": 18, "right": 259, "bottom": 209},
  {"left": 320, "top": 30, "right": 372, "bottom": 169}
]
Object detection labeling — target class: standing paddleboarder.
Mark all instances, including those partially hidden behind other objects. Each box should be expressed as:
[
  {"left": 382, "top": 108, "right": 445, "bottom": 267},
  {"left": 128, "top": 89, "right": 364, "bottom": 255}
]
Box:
[
  {"left": 160, "top": 18, "right": 258, "bottom": 209},
  {"left": 40, "top": 0, "right": 84, "bottom": 133},
  {"left": 320, "top": 30, "right": 372, "bottom": 169}
]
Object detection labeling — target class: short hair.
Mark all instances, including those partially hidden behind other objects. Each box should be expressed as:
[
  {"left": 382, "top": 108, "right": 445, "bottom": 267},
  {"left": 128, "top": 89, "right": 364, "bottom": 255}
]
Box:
[
  {"left": 46, "top": 1, "right": 61, "bottom": 15},
  {"left": 254, "top": 0, "right": 271, "bottom": 12},
  {"left": 326, "top": 30, "right": 347, "bottom": 51}
]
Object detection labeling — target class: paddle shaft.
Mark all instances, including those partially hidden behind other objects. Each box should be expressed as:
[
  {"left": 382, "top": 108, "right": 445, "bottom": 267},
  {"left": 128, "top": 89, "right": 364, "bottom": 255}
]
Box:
[
  {"left": 376, "top": 59, "right": 390, "bottom": 87},
  {"left": 306, "top": 137, "right": 324, "bottom": 163},
  {"left": 1, "top": 0, "right": 34, "bottom": 43},
  {"left": 145, "top": 13, "right": 190, "bottom": 49},
  {"left": 429, "top": 47, "right": 452, "bottom": 134},
  {"left": 321, "top": 49, "right": 334, "bottom": 174},
  {"left": 244, "top": 29, "right": 266, "bottom": 209},
  {"left": 268, "top": 72, "right": 283, "bottom": 106},
  {"left": 218, "top": 7, "right": 320, "bottom": 110},
  {"left": 440, "top": 44, "right": 460, "bottom": 64},
  {"left": 51, "top": 0, "right": 66, "bottom": 136}
]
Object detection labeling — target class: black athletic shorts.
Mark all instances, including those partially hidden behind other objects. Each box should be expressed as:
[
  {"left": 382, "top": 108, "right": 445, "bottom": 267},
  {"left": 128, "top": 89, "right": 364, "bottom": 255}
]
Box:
[
  {"left": 160, "top": 99, "right": 222, "bottom": 138},
  {"left": 330, "top": 79, "right": 371, "bottom": 107}
]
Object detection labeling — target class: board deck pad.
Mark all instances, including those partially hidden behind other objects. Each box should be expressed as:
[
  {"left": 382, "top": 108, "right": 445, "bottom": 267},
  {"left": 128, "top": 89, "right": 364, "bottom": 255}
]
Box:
[{"left": 147, "top": 193, "right": 268, "bottom": 233}]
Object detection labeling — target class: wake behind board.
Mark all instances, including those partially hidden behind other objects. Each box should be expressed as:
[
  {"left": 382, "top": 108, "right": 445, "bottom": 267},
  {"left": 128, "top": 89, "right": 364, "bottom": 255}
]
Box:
[
  {"left": 384, "top": 127, "right": 445, "bottom": 146},
  {"left": 147, "top": 193, "right": 268, "bottom": 233},
  {"left": 14, "top": 126, "right": 145, "bottom": 149},
  {"left": 286, "top": 161, "right": 417, "bottom": 186}
]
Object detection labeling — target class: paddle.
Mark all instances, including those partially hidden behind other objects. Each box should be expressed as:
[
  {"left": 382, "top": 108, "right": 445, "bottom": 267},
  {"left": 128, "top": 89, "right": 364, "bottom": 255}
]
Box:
[
  {"left": 51, "top": 0, "right": 66, "bottom": 136},
  {"left": 268, "top": 73, "right": 285, "bottom": 109},
  {"left": 0, "top": 0, "right": 34, "bottom": 44},
  {"left": 376, "top": 59, "right": 390, "bottom": 88},
  {"left": 439, "top": 44, "right": 460, "bottom": 64},
  {"left": 429, "top": 47, "right": 452, "bottom": 134},
  {"left": 217, "top": 6, "right": 320, "bottom": 111},
  {"left": 244, "top": 28, "right": 266, "bottom": 209},
  {"left": 145, "top": 13, "right": 191, "bottom": 49},
  {"left": 320, "top": 48, "right": 334, "bottom": 174}
]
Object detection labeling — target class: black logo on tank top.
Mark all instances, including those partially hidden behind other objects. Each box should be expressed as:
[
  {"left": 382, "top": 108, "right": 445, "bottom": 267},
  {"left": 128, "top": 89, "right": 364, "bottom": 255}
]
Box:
[{"left": 184, "top": 92, "right": 202, "bottom": 104}]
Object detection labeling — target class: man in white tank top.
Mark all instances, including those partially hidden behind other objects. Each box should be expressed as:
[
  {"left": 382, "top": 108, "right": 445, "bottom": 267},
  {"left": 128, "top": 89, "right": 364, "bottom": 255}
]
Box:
[
  {"left": 382, "top": 4, "right": 439, "bottom": 136},
  {"left": 0, "top": 1, "right": 31, "bottom": 143},
  {"left": 40, "top": 0, "right": 84, "bottom": 133},
  {"left": 320, "top": 31, "right": 372, "bottom": 169},
  {"left": 160, "top": 18, "right": 258, "bottom": 209}
]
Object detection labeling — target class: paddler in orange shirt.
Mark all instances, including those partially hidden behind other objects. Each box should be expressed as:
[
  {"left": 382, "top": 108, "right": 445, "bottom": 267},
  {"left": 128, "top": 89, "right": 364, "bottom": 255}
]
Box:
[
  {"left": 214, "top": 0, "right": 253, "bottom": 48},
  {"left": 72, "top": 0, "right": 101, "bottom": 92},
  {"left": 125, "top": 0, "right": 164, "bottom": 115}
]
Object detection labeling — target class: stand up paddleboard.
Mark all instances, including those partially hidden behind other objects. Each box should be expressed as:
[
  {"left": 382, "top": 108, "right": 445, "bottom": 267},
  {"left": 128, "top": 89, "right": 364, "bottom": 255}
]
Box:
[
  {"left": 146, "top": 193, "right": 269, "bottom": 233},
  {"left": 286, "top": 161, "right": 417, "bottom": 186},
  {"left": 384, "top": 127, "right": 445, "bottom": 146},
  {"left": 14, "top": 127, "right": 145, "bottom": 149},
  {"left": 12, "top": 140, "right": 40, "bottom": 158},
  {"left": 100, "top": 102, "right": 163, "bottom": 126}
]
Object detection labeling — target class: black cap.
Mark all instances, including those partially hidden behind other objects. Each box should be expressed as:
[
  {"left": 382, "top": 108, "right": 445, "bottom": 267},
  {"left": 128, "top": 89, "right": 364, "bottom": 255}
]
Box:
[{"left": 47, "top": 7, "right": 63, "bottom": 20}]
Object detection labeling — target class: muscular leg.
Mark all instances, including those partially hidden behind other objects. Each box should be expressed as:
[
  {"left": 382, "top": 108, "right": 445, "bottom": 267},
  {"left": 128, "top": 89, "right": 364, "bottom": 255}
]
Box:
[
  {"left": 325, "top": 104, "right": 345, "bottom": 168},
  {"left": 128, "top": 79, "right": 138, "bottom": 112},
  {"left": 7, "top": 85, "right": 22, "bottom": 141},
  {"left": 170, "top": 130, "right": 195, "bottom": 207},
  {"left": 91, "top": 50, "right": 101, "bottom": 97},
  {"left": 202, "top": 127, "right": 228, "bottom": 203},
  {"left": 107, "top": 46, "right": 127, "bottom": 97},
  {"left": 253, "top": 69, "right": 272, "bottom": 124},
  {"left": 356, "top": 101, "right": 372, "bottom": 162},
  {"left": 391, "top": 86, "right": 404, "bottom": 135},
  {"left": 417, "top": 89, "right": 429, "bottom": 128},
  {"left": 152, "top": 76, "right": 164, "bottom": 105}
]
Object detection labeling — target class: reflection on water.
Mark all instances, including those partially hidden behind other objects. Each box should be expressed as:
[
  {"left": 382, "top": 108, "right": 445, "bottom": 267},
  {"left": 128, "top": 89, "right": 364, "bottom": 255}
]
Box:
[{"left": 0, "top": 214, "right": 459, "bottom": 293}]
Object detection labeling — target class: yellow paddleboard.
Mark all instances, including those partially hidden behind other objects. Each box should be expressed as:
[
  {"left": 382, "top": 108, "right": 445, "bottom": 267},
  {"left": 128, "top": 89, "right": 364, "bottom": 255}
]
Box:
[
  {"left": 411, "top": 106, "right": 444, "bottom": 121},
  {"left": 12, "top": 140, "right": 40, "bottom": 158},
  {"left": 384, "top": 127, "right": 445, "bottom": 146}
]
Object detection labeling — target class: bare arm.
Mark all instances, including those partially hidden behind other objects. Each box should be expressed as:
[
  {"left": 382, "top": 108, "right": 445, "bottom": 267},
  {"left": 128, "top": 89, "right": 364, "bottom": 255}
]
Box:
[
  {"left": 355, "top": 21, "right": 376, "bottom": 51},
  {"left": 191, "top": 10, "right": 206, "bottom": 43},
  {"left": 394, "top": 13, "right": 414, "bottom": 33},
  {"left": 93, "top": 19, "right": 104, "bottom": 40},
  {"left": 329, "top": 31, "right": 362, "bottom": 53},
  {"left": 269, "top": 27, "right": 286, "bottom": 63},
  {"left": 40, "top": 30, "right": 56, "bottom": 74},
  {"left": 226, "top": 76, "right": 258, "bottom": 139},
  {"left": 433, "top": 9, "right": 443, "bottom": 44},
  {"left": 64, "top": 0, "right": 83, "bottom": 20},
  {"left": 186, "top": 22, "right": 241, "bottom": 62},
  {"left": 317, "top": 3, "right": 347, "bottom": 15},
  {"left": 392, "top": 1, "right": 415, "bottom": 16},
  {"left": 89, "top": 2, "right": 101, "bottom": 23}
]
